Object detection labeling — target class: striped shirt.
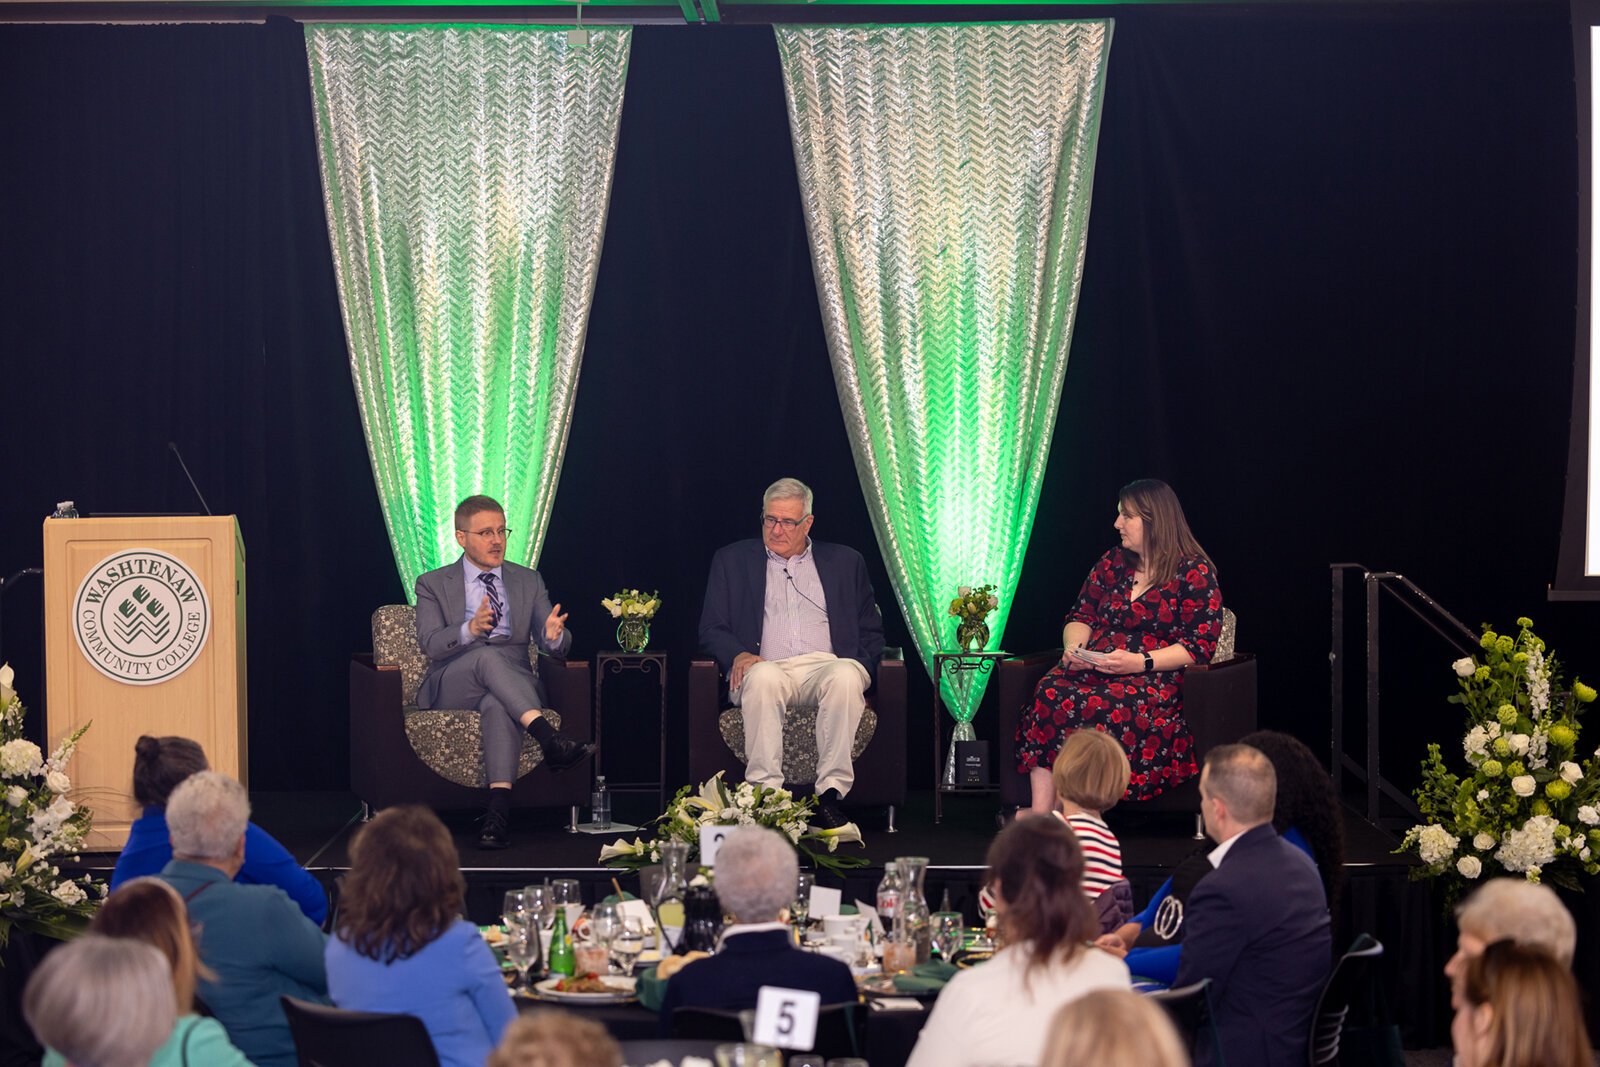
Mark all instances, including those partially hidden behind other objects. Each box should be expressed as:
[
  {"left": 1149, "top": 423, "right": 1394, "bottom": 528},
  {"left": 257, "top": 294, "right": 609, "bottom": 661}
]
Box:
[
  {"left": 979, "top": 811, "right": 1125, "bottom": 916},
  {"left": 759, "top": 540, "right": 831, "bottom": 662}
]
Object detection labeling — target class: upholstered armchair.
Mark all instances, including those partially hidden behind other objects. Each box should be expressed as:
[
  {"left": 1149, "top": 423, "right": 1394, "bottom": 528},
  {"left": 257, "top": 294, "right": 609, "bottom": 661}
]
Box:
[
  {"left": 687, "top": 650, "right": 908, "bottom": 830},
  {"left": 994, "top": 609, "right": 1256, "bottom": 812},
  {"left": 349, "top": 605, "right": 592, "bottom": 818}
]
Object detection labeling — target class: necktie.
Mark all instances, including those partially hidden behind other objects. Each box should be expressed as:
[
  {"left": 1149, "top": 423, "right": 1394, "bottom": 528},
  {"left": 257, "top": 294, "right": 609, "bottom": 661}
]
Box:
[{"left": 479, "top": 572, "right": 504, "bottom": 630}]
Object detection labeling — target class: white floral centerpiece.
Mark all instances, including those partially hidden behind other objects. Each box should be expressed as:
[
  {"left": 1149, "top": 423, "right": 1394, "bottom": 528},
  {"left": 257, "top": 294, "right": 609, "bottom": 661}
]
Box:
[
  {"left": 1400, "top": 619, "right": 1600, "bottom": 900},
  {"left": 599, "top": 772, "right": 868, "bottom": 876},
  {"left": 0, "top": 663, "right": 102, "bottom": 950},
  {"left": 602, "top": 588, "right": 661, "bottom": 653}
]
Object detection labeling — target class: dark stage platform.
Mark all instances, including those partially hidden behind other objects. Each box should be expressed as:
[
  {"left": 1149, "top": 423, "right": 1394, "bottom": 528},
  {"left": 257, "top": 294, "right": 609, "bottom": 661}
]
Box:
[{"left": 72, "top": 786, "right": 1456, "bottom": 1047}]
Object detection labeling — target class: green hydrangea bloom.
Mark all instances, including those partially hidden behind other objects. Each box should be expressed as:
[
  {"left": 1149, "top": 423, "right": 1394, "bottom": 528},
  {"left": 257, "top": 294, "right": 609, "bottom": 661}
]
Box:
[
  {"left": 1496, "top": 635, "right": 1515, "bottom": 653},
  {"left": 1493, "top": 738, "right": 1511, "bottom": 758},
  {"left": 1589, "top": 828, "right": 1600, "bottom": 847},
  {"left": 1480, "top": 632, "right": 1498, "bottom": 650},
  {"left": 1513, "top": 652, "right": 1529, "bottom": 664},
  {"left": 1481, "top": 759, "right": 1504, "bottom": 778},
  {"left": 1506, "top": 761, "right": 1528, "bottom": 778},
  {"left": 1516, "top": 616, "right": 1534, "bottom": 629},
  {"left": 1497, "top": 704, "right": 1518, "bottom": 725},
  {"left": 1474, "top": 666, "right": 1491, "bottom": 681}
]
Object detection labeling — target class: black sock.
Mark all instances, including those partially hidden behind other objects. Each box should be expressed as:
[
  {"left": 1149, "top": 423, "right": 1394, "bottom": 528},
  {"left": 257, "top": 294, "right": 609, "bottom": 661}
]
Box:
[
  {"left": 487, "top": 787, "right": 512, "bottom": 818},
  {"left": 524, "top": 715, "right": 557, "bottom": 747}
]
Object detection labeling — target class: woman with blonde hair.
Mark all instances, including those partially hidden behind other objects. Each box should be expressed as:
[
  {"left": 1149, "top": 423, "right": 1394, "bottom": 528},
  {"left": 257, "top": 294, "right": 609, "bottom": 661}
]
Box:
[
  {"left": 487, "top": 1010, "right": 623, "bottom": 1067},
  {"left": 40, "top": 878, "right": 253, "bottom": 1066},
  {"left": 1015, "top": 479, "right": 1225, "bottom": 813},
  {"left": 1453, "top": 939, "right": 1589, "bottom": 1067},
  {"left": 326, "top": 805, "right": 514, "bottom": 1067},
  {"left": 906, "top": 818, "right": 1130, "bottom": 1067},
  {"left": 1041, "top": 988, "right": 1189, "bottom": 1067}
]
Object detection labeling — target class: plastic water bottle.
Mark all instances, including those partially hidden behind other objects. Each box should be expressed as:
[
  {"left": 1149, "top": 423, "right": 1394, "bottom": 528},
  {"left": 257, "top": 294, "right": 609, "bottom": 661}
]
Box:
[
  {"left": 51, "top": 501, "right": 80, "bottom": 519},
  {"left": 591, "top": 775, "right": 611, "bottom": 830}
]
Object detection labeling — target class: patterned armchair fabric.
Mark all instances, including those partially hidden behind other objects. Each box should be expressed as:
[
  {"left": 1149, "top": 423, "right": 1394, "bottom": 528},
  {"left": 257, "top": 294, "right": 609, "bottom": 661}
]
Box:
[
  {"left": 369, "top": 605, "right": 559, "bottom": 789},
  {"left": 716, "top": 707, "right": 879, "bottom": 786}
]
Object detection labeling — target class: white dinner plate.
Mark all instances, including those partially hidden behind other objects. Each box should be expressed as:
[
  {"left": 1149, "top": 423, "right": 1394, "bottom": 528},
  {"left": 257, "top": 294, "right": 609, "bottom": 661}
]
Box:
[{"left": 529, "top": 975, "right": 638, "bottom": 1002}]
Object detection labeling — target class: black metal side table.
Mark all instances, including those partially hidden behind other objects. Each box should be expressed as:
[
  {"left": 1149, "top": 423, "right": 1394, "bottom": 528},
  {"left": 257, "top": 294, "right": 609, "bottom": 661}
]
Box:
[
  {"left": 932, "top": 650, "right": 1007, "bottom": 822},
  {"left": 593, "top": 650, "right": 668, "bottom": 808}
]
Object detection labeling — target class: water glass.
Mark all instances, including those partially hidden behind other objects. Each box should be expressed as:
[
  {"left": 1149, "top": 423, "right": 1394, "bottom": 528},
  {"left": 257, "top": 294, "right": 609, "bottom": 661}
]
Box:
[
  {"left": 611, "top": 916, "right": 645, "bottom": 973},
  {"left": 522, "top": 883, "right": 551, "bottom": 928},
  {"left": 788, "top": 1057, "right": 826, "bottom": 1067},
  {"left": 590, "top": 901, "right": 622, "bottom": 955},
  {"left": 502, "top": 889, "right": 534, "bottom": 930},
  {"left": 931, "top": 911, "right": 964, "bottom": 960},
  {"left": 883, "top": 936, "right": 917, "bottom": 974}
]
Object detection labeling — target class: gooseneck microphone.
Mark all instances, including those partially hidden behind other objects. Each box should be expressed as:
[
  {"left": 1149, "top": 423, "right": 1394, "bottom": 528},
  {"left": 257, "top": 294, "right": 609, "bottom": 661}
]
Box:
[{"left": 168, "top": 442, "right": 214, "bottom": 516}]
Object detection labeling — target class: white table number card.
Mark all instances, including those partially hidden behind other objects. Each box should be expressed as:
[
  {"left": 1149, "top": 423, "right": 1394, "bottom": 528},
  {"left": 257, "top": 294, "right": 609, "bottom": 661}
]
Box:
[
  {"left": 699, "top": 825, "right": 731, "bottom": 867},
  {"left": 752, "top": 986, "right": 821, "bottom": 1050},
  {"left": 808, "top": 885, "right": 843, "bottom": 918}
]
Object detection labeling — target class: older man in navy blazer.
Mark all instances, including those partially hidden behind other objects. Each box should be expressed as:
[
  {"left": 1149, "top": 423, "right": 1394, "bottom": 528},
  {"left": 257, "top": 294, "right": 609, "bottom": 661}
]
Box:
[
  {"left": 1175, "top": 743, "right": 1333, "bottom": 1067},
  {"left": 699, "top": 478, "right": 884, "bottom": 829},
  {"left": 414, "top": 494, "right": 593, "bottom": 849},
  {"left": 659, "top": 826, "right": 857, "bottom": 1034}
]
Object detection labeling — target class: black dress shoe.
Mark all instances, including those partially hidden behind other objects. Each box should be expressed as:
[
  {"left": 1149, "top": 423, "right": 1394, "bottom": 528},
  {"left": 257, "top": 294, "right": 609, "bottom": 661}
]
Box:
[
  {"left": 540, "top": 734, "right": 596, "bottom": 773},
  {"left": 478, "top": 808, "right": 510, "bottom": 850},
  {"left": 810, "top": 788, "right": 848, "bottom": 830}
]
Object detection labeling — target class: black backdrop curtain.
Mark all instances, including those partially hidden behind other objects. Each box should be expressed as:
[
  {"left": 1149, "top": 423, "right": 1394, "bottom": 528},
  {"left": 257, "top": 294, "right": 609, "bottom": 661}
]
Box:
[{"left": 0, "top": 4, "right": 1582, "bottom": 799}]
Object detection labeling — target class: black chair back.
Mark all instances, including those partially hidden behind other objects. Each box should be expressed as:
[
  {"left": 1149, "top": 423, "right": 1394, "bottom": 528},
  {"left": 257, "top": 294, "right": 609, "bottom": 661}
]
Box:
[
  {"left": 1149, "top": 978, "right": 1220, "bottom": 1065},
  {"left": 1309, "top": 933, "right": 1384, "bottom": 1065},
  {"left": 669, "top": 1002, "right": 860, "bottom": 1059},
  {"left": 280, "top": 996, "right": 441, "bottom": 1067}
]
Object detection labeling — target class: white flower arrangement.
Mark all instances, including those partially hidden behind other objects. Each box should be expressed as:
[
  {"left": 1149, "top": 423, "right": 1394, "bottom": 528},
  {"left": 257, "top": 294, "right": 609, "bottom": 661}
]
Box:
[
  {"left": 0, "top": 664, "right": 102, "bottom": 948},
  {"left": 599, "top": 772, "right": 867, "bottom": 876},
  {"left": 1402, "top": 619, "right": 1600, "bottom": 898}
]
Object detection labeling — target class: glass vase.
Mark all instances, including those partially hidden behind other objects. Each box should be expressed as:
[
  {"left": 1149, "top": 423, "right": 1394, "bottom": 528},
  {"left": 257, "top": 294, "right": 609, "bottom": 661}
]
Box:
[
  {"left": 956, "top": 617, "right": 989, "bottom": 652},
  {"left": 617, "top": 618, "right": 651, "bottom": 653}
]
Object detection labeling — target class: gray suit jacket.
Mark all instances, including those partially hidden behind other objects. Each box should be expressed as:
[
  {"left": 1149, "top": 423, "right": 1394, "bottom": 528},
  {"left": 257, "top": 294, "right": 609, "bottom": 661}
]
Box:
[{"left": 413, "top": 556, "right": 571, "bottom": 708}]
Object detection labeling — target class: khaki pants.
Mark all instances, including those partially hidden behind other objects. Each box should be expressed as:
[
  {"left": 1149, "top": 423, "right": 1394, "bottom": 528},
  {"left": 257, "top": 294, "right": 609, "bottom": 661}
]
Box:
[{"left": 732, "top": 651, "right": 870, "bottom": 797}]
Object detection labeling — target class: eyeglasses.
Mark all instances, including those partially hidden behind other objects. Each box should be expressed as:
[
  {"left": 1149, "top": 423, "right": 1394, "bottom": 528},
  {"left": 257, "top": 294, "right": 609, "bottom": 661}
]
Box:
[
  {"left": 761, "top": 514, "right": 808, "bottom": 530},
  {"left": 461, "top": 526, "right": 512, "bottom": 540}
]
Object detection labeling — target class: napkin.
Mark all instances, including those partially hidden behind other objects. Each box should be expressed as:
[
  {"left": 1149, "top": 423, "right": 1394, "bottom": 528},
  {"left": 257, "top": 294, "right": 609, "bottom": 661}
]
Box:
[
  {"left": 635, "top": 965, "right": 666, "bottom": 1012},
  {"left": 891, "top": 959, "right": 960, "bottom": 993}
]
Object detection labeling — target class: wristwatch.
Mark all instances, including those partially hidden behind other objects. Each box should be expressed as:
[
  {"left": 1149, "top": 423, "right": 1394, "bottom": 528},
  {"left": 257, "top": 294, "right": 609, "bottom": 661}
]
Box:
[{"left": 1141, "top": 651, "right": 1154, "bottom": 672}]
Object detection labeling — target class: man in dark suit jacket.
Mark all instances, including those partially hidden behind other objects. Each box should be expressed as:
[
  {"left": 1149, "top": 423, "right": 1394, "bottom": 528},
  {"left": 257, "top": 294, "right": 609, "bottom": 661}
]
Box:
[
  {"left": 659, "top": 826, "right": 857, "bottom": 1035},
  {"left": 414, "top": 494, "right": 593, "bottom": 849},
  {"left": 1175, "top": 743, "right": 1332, "bottom": 1067},
  {"left": 698, "top": 478, "right": 885, "bottom": 828}
]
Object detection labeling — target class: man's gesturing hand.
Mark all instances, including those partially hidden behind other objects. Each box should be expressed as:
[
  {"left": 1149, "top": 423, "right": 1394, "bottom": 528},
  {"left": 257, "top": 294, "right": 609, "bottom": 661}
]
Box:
[
  {"left": 545, "top": 603, "right": 569, "bottom": 644},
  {"left": 469, "top": 597, "right": 495, "bottom": 638}
]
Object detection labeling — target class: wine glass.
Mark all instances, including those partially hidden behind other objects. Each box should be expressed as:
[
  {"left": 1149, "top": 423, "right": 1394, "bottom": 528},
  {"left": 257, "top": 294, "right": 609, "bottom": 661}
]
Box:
[
  {"left": 792, "top": 872, "right": 814, "bottom": 933},
  {"left": 522, "top": 883, "right": 551, "bottom": 929},
  {"left": 503, "top": 921, "right": 541, "bottom": 993},
  {"left": 611, "top": 916, "right": 645, "bottom": 973},
  {"left": 552, "top": 878, "right": 583, "bottom": 928},
  {"left": 931, "top": 911, "right": 964, "bottom": 961},
  {"left": 502, "top": 888, "right": 534, "bottom": 931}
]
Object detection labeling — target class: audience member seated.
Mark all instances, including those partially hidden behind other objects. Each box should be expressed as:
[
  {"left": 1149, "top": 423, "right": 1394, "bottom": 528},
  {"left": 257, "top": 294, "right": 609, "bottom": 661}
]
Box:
[
  {"left": 112, "top": 735, "right": 328, "bottom": 926},
  {"left": 325, "top": 805, "right": 515, "bottom": 1067},
  {"left": 1452, "top": 939, "right": 1589, "bottom": 1067},
  {"left": 659, "top": 825, "right": 856, "bottom": 1034},
  {"left": 24, "top": 936, "right": 177, "bottom": 1067},
  {"left": 1444, "top": 877, "right": 1576, "bottom": 1005},
  {"left": 488, "top": 1010, "right": 623, "bottom": 1067},
  {"left": 43, "top": 877, "right": 253, "bottom": 1067},
  {"left": 159, "top": 771, "right": 329, "bottom": 1067},
  {"left": 1014, "top": 478, "right": 1225, "bottom": 812},
  {"left": 1101, "top": 729, "right": 1344, "bottom": 986},
  {"left": 1172, "top": 744, "right": 1331, "bottom": 1067},
  {"left": 981, "top": 727, "right": 1132, "bottom": 931},
  {"left": 1040, "top": 988, "right": 1190, "bottom": 1067},
  {"left": 906, "top": 818, "right": 1130, "bottom": 1067}
]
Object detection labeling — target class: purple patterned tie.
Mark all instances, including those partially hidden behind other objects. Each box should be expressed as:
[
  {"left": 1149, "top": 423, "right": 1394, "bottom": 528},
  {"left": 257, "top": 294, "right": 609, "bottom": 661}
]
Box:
[{"left": 479, "top": 572, "right": 504, "bottom": 630}]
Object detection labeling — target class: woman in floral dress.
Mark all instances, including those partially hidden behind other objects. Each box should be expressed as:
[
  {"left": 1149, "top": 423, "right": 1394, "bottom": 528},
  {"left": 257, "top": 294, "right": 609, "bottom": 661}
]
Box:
[{"left": 1015, "top": 480, "right": 1225, "bottom": 813}]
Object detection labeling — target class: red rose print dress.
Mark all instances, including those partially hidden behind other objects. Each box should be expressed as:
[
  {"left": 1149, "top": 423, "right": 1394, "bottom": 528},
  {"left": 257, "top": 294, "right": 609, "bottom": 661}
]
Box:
[{"left": 1015, "top": 548, "right": 1224, "bottom": 800}]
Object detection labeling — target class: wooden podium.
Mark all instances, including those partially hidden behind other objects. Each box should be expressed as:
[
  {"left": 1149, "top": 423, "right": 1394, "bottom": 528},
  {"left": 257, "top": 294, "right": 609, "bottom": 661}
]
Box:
[{"left": 43, "top": 517, "right": 247, "bottom": 850}]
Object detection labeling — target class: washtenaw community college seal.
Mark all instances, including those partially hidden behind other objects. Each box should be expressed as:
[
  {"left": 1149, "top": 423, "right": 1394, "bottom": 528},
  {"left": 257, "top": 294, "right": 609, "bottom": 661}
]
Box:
[{"left": 73, "top": 549, "right": 211, "bottom": 685}]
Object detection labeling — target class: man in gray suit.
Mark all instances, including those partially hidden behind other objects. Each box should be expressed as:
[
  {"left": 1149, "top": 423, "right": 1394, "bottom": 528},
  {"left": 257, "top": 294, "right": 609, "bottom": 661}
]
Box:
[{"left": 415, "top": 494, "right": 594, "bottom": 849}]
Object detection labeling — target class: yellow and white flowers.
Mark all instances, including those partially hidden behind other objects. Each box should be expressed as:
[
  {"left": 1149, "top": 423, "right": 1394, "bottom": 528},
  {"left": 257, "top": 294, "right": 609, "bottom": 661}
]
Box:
[{"left": 601, "top": 588, "right": 662, "bottom": 620}]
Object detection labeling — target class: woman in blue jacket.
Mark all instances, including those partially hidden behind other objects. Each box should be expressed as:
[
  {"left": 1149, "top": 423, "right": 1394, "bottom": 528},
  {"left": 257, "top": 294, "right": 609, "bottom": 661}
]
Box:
[{"left": 112, "top": 735, "right": 328, "bottom": 926}]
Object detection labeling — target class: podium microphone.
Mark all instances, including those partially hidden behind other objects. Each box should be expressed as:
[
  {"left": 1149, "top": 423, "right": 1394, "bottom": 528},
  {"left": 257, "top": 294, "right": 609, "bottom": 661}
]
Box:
[{"left": 168, "top": 442, "right": 214, "bottom": 516}]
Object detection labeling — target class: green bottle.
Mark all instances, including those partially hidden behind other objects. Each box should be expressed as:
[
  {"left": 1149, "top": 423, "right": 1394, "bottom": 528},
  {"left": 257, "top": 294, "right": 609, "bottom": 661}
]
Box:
[{"left": 548, "top": 908, "right": 575, "bottom": 977}]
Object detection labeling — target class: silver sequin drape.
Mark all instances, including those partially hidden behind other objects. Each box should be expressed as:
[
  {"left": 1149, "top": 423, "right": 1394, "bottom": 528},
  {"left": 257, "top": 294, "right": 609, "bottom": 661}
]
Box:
[
  {"left": 776, "top": 22, "right": 1112, "bottom": 733},
  {"left": 306, "top": 25, "right": 631, "bottom": 595}
]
